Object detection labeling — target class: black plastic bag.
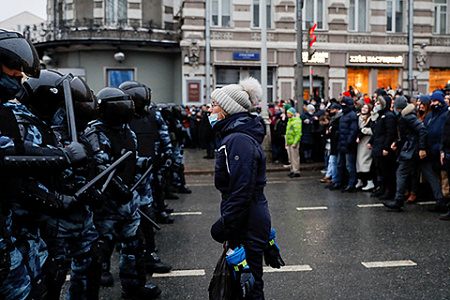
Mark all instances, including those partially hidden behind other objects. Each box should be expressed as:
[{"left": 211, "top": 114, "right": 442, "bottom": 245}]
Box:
[{"left": 208, "top": 245, "right": 238, "bottom": 300}]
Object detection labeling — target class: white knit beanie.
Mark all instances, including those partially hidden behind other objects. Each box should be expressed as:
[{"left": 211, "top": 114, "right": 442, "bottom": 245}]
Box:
[{"left": 211, "top": 77, "right": 263, "bottom": 115}]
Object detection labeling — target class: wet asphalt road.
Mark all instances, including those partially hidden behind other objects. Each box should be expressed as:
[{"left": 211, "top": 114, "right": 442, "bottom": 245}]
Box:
[{"left": 68, "top": 170, "right": 449, "bottom": 300}]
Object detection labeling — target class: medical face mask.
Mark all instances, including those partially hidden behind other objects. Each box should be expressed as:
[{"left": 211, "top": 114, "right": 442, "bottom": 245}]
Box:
[{"left": 209, "top": 113, "right": 219, "bottom": 127}]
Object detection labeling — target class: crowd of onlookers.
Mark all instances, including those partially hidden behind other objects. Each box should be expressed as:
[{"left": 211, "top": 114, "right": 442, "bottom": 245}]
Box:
[
  {"left": 180, "top": 85, "right": 450, "bottom": 221},
  {"left": 272, "top": 86, "right": 450, "bottom": 221}
]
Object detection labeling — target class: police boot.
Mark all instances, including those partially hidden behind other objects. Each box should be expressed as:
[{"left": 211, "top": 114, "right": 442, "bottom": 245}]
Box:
[
  {"left": 145, "top": 252, "right": 172, "bottom": 274},
  {"left": 122, "top": 284, "right": 161, "bottom": 300},
  {"left": 177, "top": 185, "right": 192, "bottom": 194},
  {"left": 100, "top": 261, "right": 114, "bottom": 287},
  {"left": 382, "top": 199, "right": 403, "bottom": 211}
]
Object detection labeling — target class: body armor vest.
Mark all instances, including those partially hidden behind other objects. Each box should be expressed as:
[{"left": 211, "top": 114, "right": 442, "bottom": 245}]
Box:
[{"left": 130, "top": 110, "right": 158, "bottom": 158}]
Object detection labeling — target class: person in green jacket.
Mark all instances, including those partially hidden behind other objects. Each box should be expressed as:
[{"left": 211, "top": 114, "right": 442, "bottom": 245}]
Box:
[{"left": 285, "top": 107, "right": 302, "bottom": 177}]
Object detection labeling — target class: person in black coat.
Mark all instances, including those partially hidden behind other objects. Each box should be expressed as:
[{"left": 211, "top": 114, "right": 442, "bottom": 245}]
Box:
[
  {"left": 383, "top": 96, "right": 446, "bottom": 211},
  {"left": 335, "top": 96, "right": 359, "bottom": 192},
  {"left": 300, "top": 104, "right": 316, "bottom": 163},
  {"left": 367, "top": 95, "right": 398, "bottom": 199},
  {"left": 209, "top": 77, "right": 271, "bottom": 300},
  {"left": 326, "top": 103, "right": 344, "bottom": 189},
  {"left": 439, "top": 112, "right": 450, "bottom": 220}
]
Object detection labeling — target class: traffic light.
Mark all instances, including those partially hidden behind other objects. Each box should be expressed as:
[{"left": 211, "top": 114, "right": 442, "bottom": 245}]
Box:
[{"left": 307, "top": 23, "right": 317, "bottom": 60}]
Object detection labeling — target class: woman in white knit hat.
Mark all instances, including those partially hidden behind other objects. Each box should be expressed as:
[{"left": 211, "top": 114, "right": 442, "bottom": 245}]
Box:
[{"left": 209, "top": 77, "right": 275, "bottom": 300}]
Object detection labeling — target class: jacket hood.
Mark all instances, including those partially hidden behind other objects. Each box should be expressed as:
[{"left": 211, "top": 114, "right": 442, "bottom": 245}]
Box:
[
  {"left": 214, "top": 112, "right": 265, "bottom": 144},
  {"left": 341, "top": 97, "right": 354, "bottom": 107},
  {"left": 402, "top": 103, "right": 416, "bottom": 116}
]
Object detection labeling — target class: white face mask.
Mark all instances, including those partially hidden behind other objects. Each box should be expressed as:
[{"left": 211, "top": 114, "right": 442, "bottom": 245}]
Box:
[{"left": 320, "top": 104, "right": 326, "bottom": 110}]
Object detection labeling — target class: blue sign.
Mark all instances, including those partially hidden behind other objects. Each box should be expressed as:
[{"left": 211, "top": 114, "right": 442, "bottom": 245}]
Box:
[{"left": 233, "top": 53, "right": 260, "bottom": 60}]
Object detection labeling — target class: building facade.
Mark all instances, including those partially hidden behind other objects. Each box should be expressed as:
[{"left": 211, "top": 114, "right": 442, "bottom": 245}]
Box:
[
  {"left": 34, "top": 0, "right": 183, "bottom": 102},
  {"left": 181, "top": 0, "right": 450, "bottom": 105}
]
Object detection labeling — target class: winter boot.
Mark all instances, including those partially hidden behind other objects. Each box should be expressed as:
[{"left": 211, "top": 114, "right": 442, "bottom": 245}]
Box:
[
  {"left": 145, "top": 252, "right": 172, "bottom": 273},
  {"left": 355, "top": 179, "right": 364, "bottom": 189},
  {"left": 362, "top": 180, "right": 375, "bottom": 191},
  {"left": 383, "top": 199, "right": 403, "bottom": 211}
]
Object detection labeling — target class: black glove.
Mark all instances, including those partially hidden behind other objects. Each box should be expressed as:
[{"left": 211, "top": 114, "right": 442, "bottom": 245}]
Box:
[
  {"left": 239, "top": 270, "right": 254, "bottom": 299},
  {"left": 264, "top": 230, "right": 285, "bottom": 269},
  {"left": 109, "top": 177, "right": 133, "bottom": 205},
  {"left": 19, "top": 181, "right": 63, "bottom": 215},
  {"left": 76, "top": 186, "right": 105, "bottom": 209},
  {"left": 63, "top": 142, "right": 88, "bottom": 166}
]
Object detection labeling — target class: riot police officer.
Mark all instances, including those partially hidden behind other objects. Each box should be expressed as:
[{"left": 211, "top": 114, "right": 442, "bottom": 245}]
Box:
[
  {"left": 17, "top": 69, "right": 103, "bottom": 300},
  {"left": 0, "top": 30, "right": 87, "bottom": 299},
  {"left": 85, "top": 87, "right": 161, "bottom": 299},
  {"left": 119, "top": 80, "right": 172, "bottom": 274}
]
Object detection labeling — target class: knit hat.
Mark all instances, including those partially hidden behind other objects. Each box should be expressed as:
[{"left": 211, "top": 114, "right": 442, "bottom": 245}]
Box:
[
  {"left": 343, "top": 91, "right": 351, "bottom": 97},
  {"left": 329, "top": 103, "right": 341, "bottom": 110},
  {"left": 419, "top": 95, "right": 430, "bottom": 105},
  {"left": 284, "top": 103, "right": 292, "bottom": 111},
  {"left": 393, "top": 96, "right": 408, "bottom": 110},
  {"left": 387, "top": 89, "right": 396, "bottom": 98},
  {"left": 211, "top": 77, "right": 262, "bottom": 115},
  {"left": 430, "top": 90, "right": 445, "bottom": 104},
  {"left": 306, "top": 104, "right": 315, "bottom": 112},
  {"left": 287, "top": 108, "right": 296, "bottom": 116}
]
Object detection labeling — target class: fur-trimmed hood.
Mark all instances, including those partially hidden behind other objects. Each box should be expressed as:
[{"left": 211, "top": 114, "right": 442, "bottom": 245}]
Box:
[{"left": 401, "top": 103, "right": 416, "bottom": 116}]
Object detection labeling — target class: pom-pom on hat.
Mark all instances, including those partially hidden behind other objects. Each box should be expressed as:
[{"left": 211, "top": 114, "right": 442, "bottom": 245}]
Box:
[{"left": 211, "top": 77, "right": 263, "bottom": 115}]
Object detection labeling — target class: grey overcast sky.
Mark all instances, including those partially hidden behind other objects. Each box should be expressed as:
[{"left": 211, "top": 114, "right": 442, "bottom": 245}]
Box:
[{"left": 0, "top": 0, "right": 47, "bottom": 22}]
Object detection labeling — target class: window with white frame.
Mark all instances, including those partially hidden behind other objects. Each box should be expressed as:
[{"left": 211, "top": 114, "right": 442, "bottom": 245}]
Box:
[
  {"left": 106, "top": 0, "right": 128, "bottom": 26},
  {"left": 386, "top": 0, "right": 404, "bottom": 32},
  {"left": 252, "top": 0, "right": 272, "bottom": 29},
  {"left": 303, "top": 0, "right": 325, "bottom": 30},
  {"left": 434, "top": 0, "right": 448, "bottom": 34},
  {"left": 215, "top": 67, "right": 275, "bottom": 102},
  {"left": 212, "top": 0, "right": 231, "bottom": 27},
  {"left": 349, "top": 0, "right": 367, "bottom": 31}
]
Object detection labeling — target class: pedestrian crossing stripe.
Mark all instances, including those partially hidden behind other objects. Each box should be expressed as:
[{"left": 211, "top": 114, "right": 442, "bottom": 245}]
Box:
[
  {"left": 263, "top": 265, "right": 312, "bottom": 273},
  {"left": 296, "top": 206, "right": 328, "bottom": 211},
  {"left": 361, "top": 260, "right": 417, "bottom": 268},
  {"left": 357, "top": 204, "right": 384, "bottom": 208},
  {"left": 418, "top": 201, "right": 436, "bottom": 205},
  {"left": 153, "top": 269, "right": 206, "bottom": 277},
  {"left": 171, "top": 212, "right": 202, "bottom": 216}
]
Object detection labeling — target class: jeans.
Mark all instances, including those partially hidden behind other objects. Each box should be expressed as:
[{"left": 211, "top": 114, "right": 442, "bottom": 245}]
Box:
[
  {"left": 395, "top": 158, "right": 444, "bottom": 201},
  {"left": 326, "top": 155, "right": 337, "bottom": 180},
  {"left": 337, "top": 152, "right": 356, "bottom": 187}
]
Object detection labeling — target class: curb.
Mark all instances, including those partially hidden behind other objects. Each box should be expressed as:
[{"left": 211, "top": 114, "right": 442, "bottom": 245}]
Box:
[{"left": 185, "top": 163, "right": 324, "bottom": 176}]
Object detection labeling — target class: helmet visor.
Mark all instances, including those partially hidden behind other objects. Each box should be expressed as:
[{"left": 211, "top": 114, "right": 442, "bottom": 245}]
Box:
[{"left": 0, "top": 37, "right": 40, "bottom": 77}]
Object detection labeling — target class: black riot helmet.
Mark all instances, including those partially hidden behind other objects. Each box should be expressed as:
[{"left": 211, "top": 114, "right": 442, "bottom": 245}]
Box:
[
  {"left": 0, "top": 30, "right": 40, "bottom": 78},
  {"left": 97, "top": 87, "right": 134, "bottom": 126},
  {"left": 168, "top": 103, "right": 187, "bottom": 121},
  {"left": 157, "top": 103, "right": 173, "bottom": 120},
  {"left": 118, "top": 81, "right": 151, "bottom": 111},
  {"left": 21, "top": 70, "right": 96, "bottom": 128}
]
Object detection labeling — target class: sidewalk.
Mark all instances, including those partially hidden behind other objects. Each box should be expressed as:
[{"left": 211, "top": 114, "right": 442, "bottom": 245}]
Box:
[{"left": 183, "top": 148, "right": 324, "bottom": 175}]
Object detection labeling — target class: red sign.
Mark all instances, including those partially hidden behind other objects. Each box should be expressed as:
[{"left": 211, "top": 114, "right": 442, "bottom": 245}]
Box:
[{"left": 188, "top": 82, "right": 200, "bottom": 102}]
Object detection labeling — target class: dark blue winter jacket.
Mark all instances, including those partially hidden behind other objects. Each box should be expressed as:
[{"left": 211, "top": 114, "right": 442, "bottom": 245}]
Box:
[
  {"left": 338, "top": 97, "right": 358, "bottom": 153},
  {"left": 211, "top": 112, "right": 271, "bottom": 250},
  {"left": 300, "top": 112, "right": 314, "bottom": 145},
  {"left": 423, "top": 103, "right": 448, "bottom": 157}
]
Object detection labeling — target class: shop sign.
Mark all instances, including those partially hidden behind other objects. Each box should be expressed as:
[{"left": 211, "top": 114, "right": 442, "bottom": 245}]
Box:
[
  {"left": 233, "top": 52, "right": 260, "bottom": 60},
  {"left": 349, "top": 55, "right": 403, "bottom": 65},
  {"left": 302, "top": 51, "right": 329, "bottom": 64}
]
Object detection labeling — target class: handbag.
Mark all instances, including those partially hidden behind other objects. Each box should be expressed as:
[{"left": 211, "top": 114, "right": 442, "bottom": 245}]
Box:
[{"left": 208, "top": 244, "right": 238, "bottom": 300}]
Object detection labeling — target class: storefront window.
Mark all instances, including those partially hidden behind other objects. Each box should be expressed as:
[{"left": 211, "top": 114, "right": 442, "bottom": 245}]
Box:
[
  {"left": 377, "top": 69, "right": 399, "bottom": 90},
  {"left": 429, "top": 68, "right": 450, "bottom": 93},
  {"left": 347, "top": 68, "right": 369, "bottom": 95}
]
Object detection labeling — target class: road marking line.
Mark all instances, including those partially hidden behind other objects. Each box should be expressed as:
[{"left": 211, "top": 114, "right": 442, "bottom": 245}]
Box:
[
  {"left": 296, "top": 206, "right": 328, "bottom": 211},
  {"left": 418, "top": 201, "right": 436, "bottom": 205},
  {"left": 264, "top": 265, "right": 312, "bottom": 273},
  {"left": 361, "top": 260, "right": 417, "bottom": 268},
  {"left": 188, "top": 183, "right": 214, "bottom": 187},
  {"left": 171, "top": 212, "right": 202, "bottom": 216},
  {"left": 153, "top": 269, "right": 205, "bottom": 277},
  {"left": 357, "top": 203, "right": 384, "bottom": 208}
]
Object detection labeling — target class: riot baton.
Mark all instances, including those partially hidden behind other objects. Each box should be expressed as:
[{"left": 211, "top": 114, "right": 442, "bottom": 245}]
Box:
[
  {"left": 62, "top": 78, "right": 78, "bottom": 143},
  {"left": 137, "top": 209, "right": 161, "bottom": 231},
  {"left": 130, "top": 164, "right": 153, "bottom": 193},
  {"left": 75, "top": 150, "right": 133, "bottom": 198}
]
